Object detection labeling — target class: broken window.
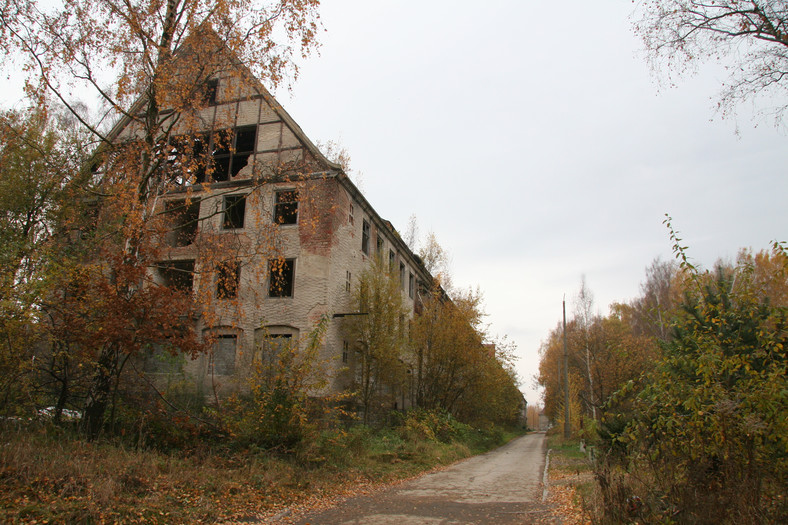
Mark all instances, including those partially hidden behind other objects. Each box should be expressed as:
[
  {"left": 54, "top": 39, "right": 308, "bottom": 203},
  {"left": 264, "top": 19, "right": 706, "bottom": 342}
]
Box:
[
  {"left": 399, "top": 262, "right": 406, "bottom": 290},
  {"left": 348, "top": 203, "right": 354, "bottom": 225},
  {"left": 212, "top": 125, "right": 256, "bottom": 180},
  {"left": 169, "top": 126, "right": 256, "bottom": 184},
  {"left": 268, "top": 258, "right": 294, "bottom": 297},
  {"left": 164, "top": 199, "right": 200, "bottom": 247},
  {"left": 274, "top": 190, "right": 298, "bottom": 224},
  {"left": 361, "top": 219, "right": 370, "bottom": 255},
  {"left": 158, "top": 260, "right": 195, "bottom": 292},
  {"left": 389, "top": 250, "right": 396, "bottom": 271},
  {"left": 223, "top": 194, "right": 246, "bottom": 229},
  {"left": 216, "top": 261, "right": 240, "bottom": 299},
  {"left": 167, "top": 133, "right": 209, "bottom": 184},
  {"left": 210, "top": 334, "right": 236, "bottom": 376},
  {"left": 409, "top": 272, "right": 414, "bottom": 298}
]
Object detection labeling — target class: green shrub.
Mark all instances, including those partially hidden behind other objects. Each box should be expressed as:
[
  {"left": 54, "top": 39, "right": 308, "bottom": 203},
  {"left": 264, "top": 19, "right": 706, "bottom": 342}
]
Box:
[{"left": 600, "top": 244, "right": 788, "bottom": 524}]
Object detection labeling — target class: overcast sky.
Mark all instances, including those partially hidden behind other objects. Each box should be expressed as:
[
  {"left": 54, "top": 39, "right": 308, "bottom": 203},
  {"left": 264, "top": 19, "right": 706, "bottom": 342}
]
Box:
[{"left": 278, "top": 0, "right": 788, "bottom": 405}]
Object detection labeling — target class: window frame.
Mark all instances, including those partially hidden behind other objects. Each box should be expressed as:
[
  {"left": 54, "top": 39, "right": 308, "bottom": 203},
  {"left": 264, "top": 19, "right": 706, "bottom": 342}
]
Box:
[
  {"left": 361, "top": 219, "right": 370, "bottom": 255},
  {"left": 204, "top": 79, "right": 219, "bottom": 106},
  {"left": 268, "top": 258, "right": 295, "bottom": 298},
  {"left": 216, "top": 261, "right": 240, "bottom": 299},
  {"left": 210, "top": 334, "right": 237, "bottom": 376},
  {"left": 157, "top": 259, "right": 195, "bottom": 292},
  {"left": 223, "top": 194, "right": 246, "bottom": 230},
  {"left": 164, "top": 198, "right": 200, "bottom": 247},
  {"left": 211, "top": 125, "right": 257, "bottom": 180},
  {"left": 273, "top": 189, "right": 298, "bottom": 225}
]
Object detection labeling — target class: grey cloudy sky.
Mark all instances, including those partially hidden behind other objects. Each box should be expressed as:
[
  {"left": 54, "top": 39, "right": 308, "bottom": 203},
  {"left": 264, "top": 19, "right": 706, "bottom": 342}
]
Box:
[{"left": 279, "top": 1, "right": 788, "bottom": 404}]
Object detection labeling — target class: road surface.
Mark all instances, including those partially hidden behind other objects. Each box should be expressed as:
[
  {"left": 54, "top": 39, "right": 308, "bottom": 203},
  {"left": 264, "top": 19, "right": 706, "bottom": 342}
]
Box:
[{"left": 290, "top": 432, "right": 549, "bottom": 524}]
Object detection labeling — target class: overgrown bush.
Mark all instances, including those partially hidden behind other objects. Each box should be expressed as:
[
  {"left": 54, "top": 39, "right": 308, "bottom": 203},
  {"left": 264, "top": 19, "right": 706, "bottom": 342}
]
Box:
[
  {"left": 219, "top": 318, "right": 344, "bottom": 450},
  {"left": 598, "top": 243, "right": 788, "bottom": 524}
]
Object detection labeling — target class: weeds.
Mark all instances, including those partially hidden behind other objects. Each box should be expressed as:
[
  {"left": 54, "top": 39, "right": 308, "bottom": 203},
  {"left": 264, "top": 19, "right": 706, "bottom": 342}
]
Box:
[{"left": 0, "top": 412, "right": 525, "bottom": 523}]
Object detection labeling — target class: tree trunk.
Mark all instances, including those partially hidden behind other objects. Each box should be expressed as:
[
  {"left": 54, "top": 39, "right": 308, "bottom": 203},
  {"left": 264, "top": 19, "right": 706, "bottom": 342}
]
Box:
[
  {"left": 52, "top": 355, "right": 69, "bottom": 425},
  {"left": 81, "top": 345, "right": 117, "bottom": 439}
]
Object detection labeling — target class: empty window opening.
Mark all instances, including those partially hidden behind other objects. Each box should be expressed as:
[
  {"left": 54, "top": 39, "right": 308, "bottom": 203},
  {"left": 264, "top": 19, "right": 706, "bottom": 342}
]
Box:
[
  {"left": 165, "top": 199, "right": 200, "bottom": 247},
  {"left": 268, "top": 258, "right": 295, "bottom": 297},
  {"left": 361, "top": 220, "right": 370, "bottom": 255},
  {"left": 399, "top": 262, "right": 406, "bottom": 289},
  {"left": 210, "top": 334, "right": 236, "bottom": 376},
  {"left": 342, "top": 341, "right": 349, "bottom": 364},
  {"left": 346, "top": 271, "right": 352, "bottom": 292},
  {"left": 409, "top": 272, "right": 414, "bottom": 298},
  {"left": 216, "top": 261, "right": 240, "bottom": 299},
  {"left": 158, "top": 260, "right": 195, "bottom": 292},
  {"left": 274, "top": 190, "right": 298, "bottom": 224},
  {"left": 204, "top": 79, "right": 219, "bottom": 106},
  {"left": 389, "top": 250, "right": 396, "bottom": 271},
  {"left": 348, "top": 203, "right": 354, "bottom": 225},
  {"left": 223, "top": 194, "right": 246, "bottom": 229}
]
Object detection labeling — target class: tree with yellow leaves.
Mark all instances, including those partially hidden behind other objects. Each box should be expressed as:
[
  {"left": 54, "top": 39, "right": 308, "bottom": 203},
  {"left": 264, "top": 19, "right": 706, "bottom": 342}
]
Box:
[{"left": 1, "top": 0, "right": 322, "bottom": 437}]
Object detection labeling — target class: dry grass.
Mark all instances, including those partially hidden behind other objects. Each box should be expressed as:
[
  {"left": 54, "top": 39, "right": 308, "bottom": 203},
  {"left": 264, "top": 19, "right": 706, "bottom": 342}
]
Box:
[
  {"left": 542, "top": 432, "right": 595, "bottom": 525},
  {"left": 0, "top": 426, "right": 316, "bottom": 523},
  {"left": 0, "top": 422, "right": 522, "bottom": 523}
]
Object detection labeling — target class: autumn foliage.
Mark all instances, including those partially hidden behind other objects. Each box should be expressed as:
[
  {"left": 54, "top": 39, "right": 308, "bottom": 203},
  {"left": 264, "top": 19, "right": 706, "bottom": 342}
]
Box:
[
  {"left": 599, "top": 243, "right": 788, "bottom": 523},
  {"left": 341, "top": 255, "right": 524, "bottom": 428},
  {"left": 539, "top": 229, "right": 788, "bottom": 522}
]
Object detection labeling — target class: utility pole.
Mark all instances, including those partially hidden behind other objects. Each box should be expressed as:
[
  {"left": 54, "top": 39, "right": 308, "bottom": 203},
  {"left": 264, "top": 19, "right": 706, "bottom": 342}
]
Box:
[{"left": 563, "top": 297, "right": 571, "bottom": 438}]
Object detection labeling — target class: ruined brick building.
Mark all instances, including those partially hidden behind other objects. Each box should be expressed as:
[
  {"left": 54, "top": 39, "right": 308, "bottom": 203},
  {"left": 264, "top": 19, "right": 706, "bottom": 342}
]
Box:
[{"left": 105, "top": 33, "right": 434, "bottom": 401}]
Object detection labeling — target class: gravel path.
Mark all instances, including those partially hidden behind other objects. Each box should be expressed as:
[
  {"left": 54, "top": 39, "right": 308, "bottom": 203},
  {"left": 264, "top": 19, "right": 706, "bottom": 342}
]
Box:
[{"left": 289, "top": 432, "right": 550, "bottom": 525}]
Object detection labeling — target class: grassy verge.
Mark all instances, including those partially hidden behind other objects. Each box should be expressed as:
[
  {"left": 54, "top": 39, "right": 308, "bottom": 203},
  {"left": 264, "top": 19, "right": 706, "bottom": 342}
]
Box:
[
  {"left": 0, "top": 419, "right": 526, "bottom": 523},
  {"left": 543, "top": 430, "right": 594, "bottom": 525}
]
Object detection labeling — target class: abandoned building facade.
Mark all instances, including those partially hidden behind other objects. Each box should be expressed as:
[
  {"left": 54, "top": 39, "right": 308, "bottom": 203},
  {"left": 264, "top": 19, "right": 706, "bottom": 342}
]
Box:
[{"left": 107, "top": 45, "right": 434, "bottom": 402}]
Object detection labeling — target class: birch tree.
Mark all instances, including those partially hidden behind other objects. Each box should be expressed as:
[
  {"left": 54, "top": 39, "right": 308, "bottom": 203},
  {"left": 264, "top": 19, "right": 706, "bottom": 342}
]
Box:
[
  {"left": 635, "top": 0, "right": 788, "bottom": 121},
  {"left": 574, "top": 276, "right": 597, "bottom": 420}
]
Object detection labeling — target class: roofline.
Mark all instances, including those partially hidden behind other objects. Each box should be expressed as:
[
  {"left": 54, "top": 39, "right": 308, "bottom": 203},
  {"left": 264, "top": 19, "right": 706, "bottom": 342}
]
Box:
[
  {"left": 97, "top": 25, "right": 343, "bottom": 173},
  {"left": 333, "top": 170, "right": 439, "bottom": 289}
]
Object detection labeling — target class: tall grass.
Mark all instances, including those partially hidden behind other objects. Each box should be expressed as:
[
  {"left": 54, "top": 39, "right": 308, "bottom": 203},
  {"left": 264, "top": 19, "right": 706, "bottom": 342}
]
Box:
[{"left": 0, "top": 413, "right": 525, "bottom": 523}]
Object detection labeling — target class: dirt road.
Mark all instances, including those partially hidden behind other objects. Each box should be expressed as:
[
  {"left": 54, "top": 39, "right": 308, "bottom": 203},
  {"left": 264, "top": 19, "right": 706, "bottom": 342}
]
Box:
[{"left": 290, "top": 432, "right": 549, "bottom": 524}]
